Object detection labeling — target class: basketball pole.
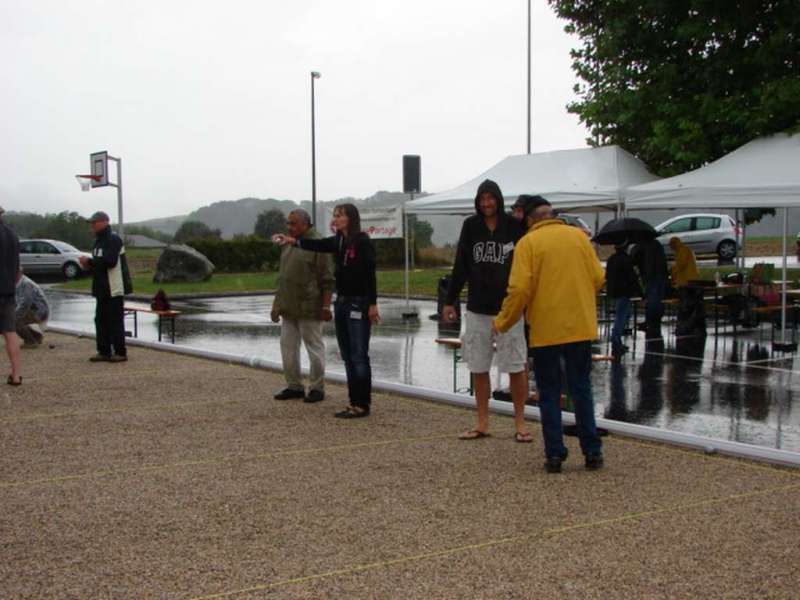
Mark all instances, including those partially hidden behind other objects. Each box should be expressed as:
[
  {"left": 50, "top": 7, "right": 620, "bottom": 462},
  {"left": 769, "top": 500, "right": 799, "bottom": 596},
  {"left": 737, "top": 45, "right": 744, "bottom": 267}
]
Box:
[{"left": 106, "top": 155, "right": 124, "bottom": 239}]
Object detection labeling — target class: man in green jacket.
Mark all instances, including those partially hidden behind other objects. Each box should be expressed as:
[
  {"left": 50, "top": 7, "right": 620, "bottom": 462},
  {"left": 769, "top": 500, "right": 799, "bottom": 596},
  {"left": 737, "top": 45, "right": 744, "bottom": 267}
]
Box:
[{"left": 271, "top": 209, "right": 334, "bottom": 403}]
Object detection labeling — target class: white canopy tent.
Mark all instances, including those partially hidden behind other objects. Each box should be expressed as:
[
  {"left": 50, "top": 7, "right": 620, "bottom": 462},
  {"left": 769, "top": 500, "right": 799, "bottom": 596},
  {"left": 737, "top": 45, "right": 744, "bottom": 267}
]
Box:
[
  {"left": 625, "top": 133, "right": 800, "bottom": 209},
  {"left": 399, "top": 145, "right": 658, "bottom": 310},
  {"left": 404, "top": 145, "right": 659, "bottom": 216},
  {"left": 625, "top": 133, "right": 800, "bottom": 350}
]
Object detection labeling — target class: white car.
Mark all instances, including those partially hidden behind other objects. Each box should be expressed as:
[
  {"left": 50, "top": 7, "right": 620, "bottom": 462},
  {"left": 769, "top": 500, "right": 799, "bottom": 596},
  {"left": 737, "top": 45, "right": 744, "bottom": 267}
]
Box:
[
  {"left": 20, "top": 239, "right": 92, "bottom": 279},
  {"left": 654, "top": 213, "right": 741, "bottom": 259}
]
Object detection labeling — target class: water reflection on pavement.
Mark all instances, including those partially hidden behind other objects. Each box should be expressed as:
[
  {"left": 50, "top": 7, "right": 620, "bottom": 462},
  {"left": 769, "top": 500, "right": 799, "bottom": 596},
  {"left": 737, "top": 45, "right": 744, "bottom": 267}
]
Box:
[{"left": 45, "top": 290, "right": 800, "bottom": 452}]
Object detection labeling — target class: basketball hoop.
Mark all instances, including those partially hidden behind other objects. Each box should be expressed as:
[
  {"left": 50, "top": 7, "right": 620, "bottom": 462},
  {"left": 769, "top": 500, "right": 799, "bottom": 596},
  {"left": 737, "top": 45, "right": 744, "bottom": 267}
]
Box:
[{"left": 75, "top": 174, "right": 101, "bottom": 192}]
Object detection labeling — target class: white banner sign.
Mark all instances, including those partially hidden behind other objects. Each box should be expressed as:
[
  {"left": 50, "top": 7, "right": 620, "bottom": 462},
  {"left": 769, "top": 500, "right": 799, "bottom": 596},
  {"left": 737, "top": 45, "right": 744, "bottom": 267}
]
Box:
[{"left": 321, "top": 205, "right": 404, "bottom": 239}]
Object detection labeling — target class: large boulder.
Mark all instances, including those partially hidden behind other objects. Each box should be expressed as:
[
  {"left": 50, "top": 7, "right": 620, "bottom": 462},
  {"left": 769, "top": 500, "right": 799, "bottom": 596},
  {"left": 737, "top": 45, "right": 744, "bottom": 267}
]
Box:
[{"left": 153, "top": 244, "right": 215, "bottom": 283}]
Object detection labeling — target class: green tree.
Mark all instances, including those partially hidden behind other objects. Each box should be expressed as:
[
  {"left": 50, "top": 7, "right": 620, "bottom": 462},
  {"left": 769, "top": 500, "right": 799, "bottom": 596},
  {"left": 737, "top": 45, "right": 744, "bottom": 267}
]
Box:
[
  {"left": 253, "top": 209, "right": 286, "bottom": 239},
  {"left": 548, "top": 0, "right": 800, "bottom": 176},
  {"left": 5, "top": 211, "right": 94, "bottom": 249},
  {"left": 173, "top": 220, "right": 220, "bottom": 243},
  {"left": 409, "top": 216, "right": 434, "bottom": 249}
]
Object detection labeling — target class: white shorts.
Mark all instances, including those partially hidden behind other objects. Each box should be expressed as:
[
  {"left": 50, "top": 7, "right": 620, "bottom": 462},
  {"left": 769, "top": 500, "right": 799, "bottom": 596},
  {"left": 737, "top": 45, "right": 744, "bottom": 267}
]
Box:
[{"left": 461, "top": 311, "right": 527, "bottom": 374}]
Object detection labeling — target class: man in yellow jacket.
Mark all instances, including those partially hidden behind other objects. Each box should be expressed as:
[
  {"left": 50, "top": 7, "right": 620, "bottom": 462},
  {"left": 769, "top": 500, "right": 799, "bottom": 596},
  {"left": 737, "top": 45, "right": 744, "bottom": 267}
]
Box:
[
  {"left": 494, "top": 198, "right": 606, "bottom": 473},
  {"left": 669, "top": 237, "right": 706, "bottom": 336},
  {"left": 669, "top": 237, "right": 700, "bottom": 287}
]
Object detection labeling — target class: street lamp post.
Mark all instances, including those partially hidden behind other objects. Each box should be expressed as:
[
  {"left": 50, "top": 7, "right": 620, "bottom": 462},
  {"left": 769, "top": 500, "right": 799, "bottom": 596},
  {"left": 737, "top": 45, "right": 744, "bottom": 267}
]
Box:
[
  {"left": 311, "top": 71, "right": 321, "bottom": 227},
  {"left": 527, "top": 0, "right": 532, "bottom": 154}
]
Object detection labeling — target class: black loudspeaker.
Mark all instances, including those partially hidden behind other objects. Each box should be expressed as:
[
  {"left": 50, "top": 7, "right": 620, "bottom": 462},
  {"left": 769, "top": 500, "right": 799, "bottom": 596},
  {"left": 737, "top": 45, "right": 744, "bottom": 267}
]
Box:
[{"left": 403, "top": 155, "right": 421, "bottom": 193}]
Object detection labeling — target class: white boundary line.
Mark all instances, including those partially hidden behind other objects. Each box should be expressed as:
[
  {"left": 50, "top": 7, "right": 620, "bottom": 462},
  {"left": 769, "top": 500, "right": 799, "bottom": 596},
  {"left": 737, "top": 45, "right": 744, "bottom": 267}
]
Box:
[{"left": 48, "top": 325, "right": 800, "bottom": 468}]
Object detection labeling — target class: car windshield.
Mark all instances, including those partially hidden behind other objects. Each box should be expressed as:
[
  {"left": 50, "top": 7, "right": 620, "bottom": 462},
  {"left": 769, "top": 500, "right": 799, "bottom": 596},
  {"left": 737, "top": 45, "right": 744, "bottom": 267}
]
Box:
[{"left": 52, "top": 241, "right": 81, "bottom": 253}]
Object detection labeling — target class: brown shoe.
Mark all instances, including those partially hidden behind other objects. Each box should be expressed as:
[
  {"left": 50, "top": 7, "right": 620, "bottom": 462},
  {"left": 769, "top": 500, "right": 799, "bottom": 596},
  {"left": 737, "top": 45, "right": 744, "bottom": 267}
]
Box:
[
  {"left": 108, "top": 355, "right": 128, "bottom": 363},
  {"left": 89, "top": 354, "right": 111, "bottom": 362}
]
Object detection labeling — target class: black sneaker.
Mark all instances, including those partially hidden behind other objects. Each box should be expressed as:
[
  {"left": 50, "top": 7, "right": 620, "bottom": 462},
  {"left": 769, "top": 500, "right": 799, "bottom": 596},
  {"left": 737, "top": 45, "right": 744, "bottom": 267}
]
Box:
[
  {"left": 334, "top": 405, "right": 370, "bottom": 419},
  {"left": 274, "top": 388, "right": 305, "bottom": 400},
  {"left": 304, "top": 389, "right": 325, "bottom": 403},
  {"left": 89, "top": 354, "right": 111, "bottom": 362},
  {"left": 544, "top": 448, "right": 569, "bottom": 474},
  {"left": 585, "top": 453, "right": 604, "bottom": 471}
]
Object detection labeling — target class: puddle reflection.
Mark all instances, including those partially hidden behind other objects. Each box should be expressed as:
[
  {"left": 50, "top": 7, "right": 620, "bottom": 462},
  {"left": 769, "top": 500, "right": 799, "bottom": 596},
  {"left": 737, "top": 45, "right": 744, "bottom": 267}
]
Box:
[{"left": 44, "top": 289, "right": 800, "bottom": 452}]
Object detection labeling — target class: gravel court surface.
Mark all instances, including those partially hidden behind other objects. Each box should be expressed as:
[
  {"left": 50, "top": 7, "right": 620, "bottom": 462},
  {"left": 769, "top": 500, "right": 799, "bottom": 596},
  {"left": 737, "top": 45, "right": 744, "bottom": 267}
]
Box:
[{"left": 1, "top": 334, "right": 799, "bottom": 599}]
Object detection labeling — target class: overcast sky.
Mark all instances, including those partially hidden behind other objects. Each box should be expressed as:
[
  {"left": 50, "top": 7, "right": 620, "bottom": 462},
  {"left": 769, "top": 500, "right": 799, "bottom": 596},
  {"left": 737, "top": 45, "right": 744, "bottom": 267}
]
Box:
[{"left": 1, "top": 0, "right": 590, "bottom": 222}]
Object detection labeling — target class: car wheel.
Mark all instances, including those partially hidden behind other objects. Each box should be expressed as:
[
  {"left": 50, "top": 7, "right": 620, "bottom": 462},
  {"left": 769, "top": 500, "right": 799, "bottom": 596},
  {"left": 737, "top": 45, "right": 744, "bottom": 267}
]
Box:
[
  {"left": 717, "top": 240, "right": 737, "bottom": 260},
  {"left": 62, "top": 262, "right": 81, "bottom": 280}
]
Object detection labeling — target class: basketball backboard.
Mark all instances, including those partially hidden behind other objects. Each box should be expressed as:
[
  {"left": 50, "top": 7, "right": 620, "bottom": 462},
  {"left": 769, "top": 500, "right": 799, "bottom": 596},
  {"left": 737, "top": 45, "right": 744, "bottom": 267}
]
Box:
[{"left": 90, "top": 151, "right": 109, "bottom": 187}]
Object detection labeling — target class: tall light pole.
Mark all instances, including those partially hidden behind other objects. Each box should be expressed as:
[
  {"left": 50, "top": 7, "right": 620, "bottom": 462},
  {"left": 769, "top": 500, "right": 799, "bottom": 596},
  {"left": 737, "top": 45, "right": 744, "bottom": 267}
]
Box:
[
  {"left": 527, "top": 0, "right": 532, "bottom": 154},
  {"left": 311, "top": 70, "right": 321, "bottom": 226}
]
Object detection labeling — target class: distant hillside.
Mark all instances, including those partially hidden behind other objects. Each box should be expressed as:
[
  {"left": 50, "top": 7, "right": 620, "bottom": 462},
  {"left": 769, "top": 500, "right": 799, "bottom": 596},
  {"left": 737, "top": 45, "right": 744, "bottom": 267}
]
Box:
[
  {"left": 128, "top": 195, "right": 797, "bottom": 247},
  {"left": 130, "top": 192, "right": 437, "bottom": 240},
  {"left": 131, "top": 215, "right": 188, "bottom": 236},
  {"left": 187, "top": 197, "right": 299, "bottom": 238}
]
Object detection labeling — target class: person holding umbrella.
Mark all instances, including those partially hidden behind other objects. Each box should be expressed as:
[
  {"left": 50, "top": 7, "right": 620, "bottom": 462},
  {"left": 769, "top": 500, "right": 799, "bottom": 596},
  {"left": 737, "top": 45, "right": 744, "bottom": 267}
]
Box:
[
  {"left": 594, "top": 217, "right": 668, "bottom": 342},
  {"left": 605, "top": 240, "right": 642, "bottom": 359},
  {"left": 594, "top": 217, "right": 667, "bottom": 341}
]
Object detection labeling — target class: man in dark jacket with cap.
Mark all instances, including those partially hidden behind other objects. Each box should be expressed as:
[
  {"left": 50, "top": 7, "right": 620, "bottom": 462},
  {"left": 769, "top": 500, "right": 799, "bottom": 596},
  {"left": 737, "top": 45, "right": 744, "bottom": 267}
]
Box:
[
  {"left": 442, "top": 180, "right": 532, "bottom": 442},
  {"left": 510, "top": 194, "right": 539, "bottom": 222},
  {"left": 79, "top": 211, "right": 132, "bottom": 362},
  {"left": 631, "top": 237, "right": 668, "bottom": 339},
  {"left": 0, "top": 206, "right": 22, "bottom": 385}
]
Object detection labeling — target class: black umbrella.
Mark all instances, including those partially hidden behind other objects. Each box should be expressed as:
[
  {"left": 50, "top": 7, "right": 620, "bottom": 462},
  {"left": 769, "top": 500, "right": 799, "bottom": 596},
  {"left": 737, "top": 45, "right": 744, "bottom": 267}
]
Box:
[{"left": 592, "top": 217, "right": 657, "bottom": 246}]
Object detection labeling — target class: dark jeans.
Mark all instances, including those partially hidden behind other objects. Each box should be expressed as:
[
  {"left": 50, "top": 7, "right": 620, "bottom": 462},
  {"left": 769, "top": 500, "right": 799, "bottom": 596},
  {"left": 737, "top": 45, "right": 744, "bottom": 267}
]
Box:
[
  {"left": 611, "top": 297, "right": 631, "bottom": 347},
  {"left": 676, "top": 287, "right": 706, "bottom": 336},
  {"left": 532, "top": 341, "right": 602, "bottom": 459},
  {"left": 334, "top": 296, "right": 372, "bottom": 410},
  {"left": 644, "top": 278, "right": 666, "bottom": 337},
  {"left": 95, "top": 296, "right": 126, "bottom": 357}
]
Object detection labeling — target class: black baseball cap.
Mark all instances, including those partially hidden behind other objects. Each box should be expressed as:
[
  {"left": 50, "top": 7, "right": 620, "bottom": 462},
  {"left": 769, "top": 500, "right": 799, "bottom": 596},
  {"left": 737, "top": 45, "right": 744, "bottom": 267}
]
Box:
[{"left": 521, "top": 195, "right": 551, "bottom": 217}]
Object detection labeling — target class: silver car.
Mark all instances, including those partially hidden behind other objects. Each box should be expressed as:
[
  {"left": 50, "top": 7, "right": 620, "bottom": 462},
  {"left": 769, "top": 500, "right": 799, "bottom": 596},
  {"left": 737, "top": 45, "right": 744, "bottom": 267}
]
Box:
[
  {"left": 654, "top": 213, "right": 741, "bottom": 259},
  {"left": 556, "top": 213, "right": 593, "bottom": 237},
  {"left": 20, "top": 239, "right": 91, "bottom": 279}
]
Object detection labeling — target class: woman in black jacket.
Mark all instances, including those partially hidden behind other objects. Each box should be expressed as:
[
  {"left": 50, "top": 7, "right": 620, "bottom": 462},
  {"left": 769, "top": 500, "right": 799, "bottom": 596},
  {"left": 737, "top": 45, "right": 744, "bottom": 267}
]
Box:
[{"left": 273, "top": 204, "right": 379, "bottom": 418}]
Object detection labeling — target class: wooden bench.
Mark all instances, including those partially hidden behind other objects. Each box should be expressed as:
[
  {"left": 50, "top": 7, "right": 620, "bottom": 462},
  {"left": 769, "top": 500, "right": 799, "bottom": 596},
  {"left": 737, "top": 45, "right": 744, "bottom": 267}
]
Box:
[
  {"left": 435, "top": 337, "right": 613, "bottom": 394},
  {"left": 124, "top": 305, "right": 182, "bottom": 343},
  {"left": 750, "top": 303, "right": 798, "bottom": 334}
]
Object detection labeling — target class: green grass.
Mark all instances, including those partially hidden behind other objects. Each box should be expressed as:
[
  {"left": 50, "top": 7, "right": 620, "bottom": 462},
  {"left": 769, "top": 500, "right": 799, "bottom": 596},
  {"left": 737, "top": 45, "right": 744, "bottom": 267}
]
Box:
[
  {"left": 59, "top": 272, "right": 280, "bottom": 295},
  {"left": 377, "top": 268, "right": 452, "bottom": 296},
  {"left": 57, "top": 262, "right": 800, "bottom": 298},
  {"left": 56, "top": 268, "right": 452, "bottom": 297}
]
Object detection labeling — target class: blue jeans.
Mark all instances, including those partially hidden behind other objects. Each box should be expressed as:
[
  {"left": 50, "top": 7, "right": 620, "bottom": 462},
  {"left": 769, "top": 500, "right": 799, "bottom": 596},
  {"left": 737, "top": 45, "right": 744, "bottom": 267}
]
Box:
[
  {"left": 611, "top": 297, "right": 631, "bottom": 347},
  {"left": 334, "top": 296, "right": 372, "bottom": 410},
  {"left": 532, "top": 341, "right": 602, "bottom": 459}
]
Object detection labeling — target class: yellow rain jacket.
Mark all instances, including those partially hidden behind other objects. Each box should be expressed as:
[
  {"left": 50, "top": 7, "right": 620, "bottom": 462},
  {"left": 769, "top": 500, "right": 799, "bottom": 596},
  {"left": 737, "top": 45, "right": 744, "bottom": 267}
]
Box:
[
  {"left": 669, "top": 238, "right": 699, "bottom": 287},
  {"left": 495, "top": 219, "right": 605, "bottom": 348}
]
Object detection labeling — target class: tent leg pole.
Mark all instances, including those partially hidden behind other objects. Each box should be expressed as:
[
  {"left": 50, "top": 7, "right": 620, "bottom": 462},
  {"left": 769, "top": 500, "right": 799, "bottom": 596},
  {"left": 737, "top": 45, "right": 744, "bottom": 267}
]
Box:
[
  {"left": 733, "top": 208, "right": 744, "bottom": 269},
  {"left": 775, "top": 207, "right": 795, "bottom": 352},
  {"left": 781, "top": 207, "right": 787, "bottom": 342},
  {"left": 404, "top": 207, "right": 410, "bottom": 308}
]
